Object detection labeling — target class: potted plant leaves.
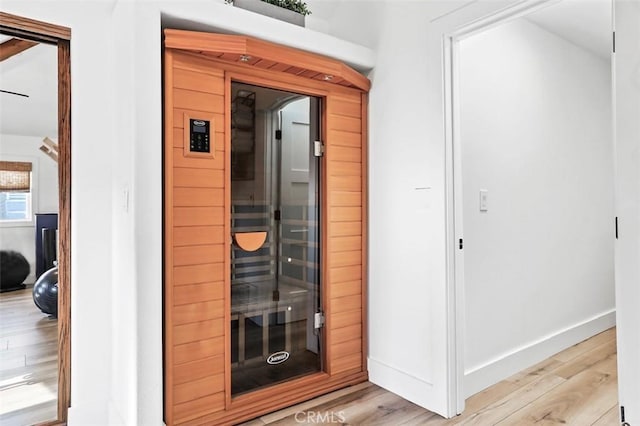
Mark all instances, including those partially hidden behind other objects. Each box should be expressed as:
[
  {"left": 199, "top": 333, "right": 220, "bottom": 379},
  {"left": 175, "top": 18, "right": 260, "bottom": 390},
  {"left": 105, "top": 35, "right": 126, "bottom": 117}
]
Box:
[{"left": 227, "top": 0, "right": 311, "bottom": 27}]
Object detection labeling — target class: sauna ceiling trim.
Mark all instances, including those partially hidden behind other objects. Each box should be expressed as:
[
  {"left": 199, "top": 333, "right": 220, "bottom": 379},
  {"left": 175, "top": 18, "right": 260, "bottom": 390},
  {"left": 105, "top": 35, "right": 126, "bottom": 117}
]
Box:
[{"left": 164, "top": 29, "right": 371, "bottom": 92}]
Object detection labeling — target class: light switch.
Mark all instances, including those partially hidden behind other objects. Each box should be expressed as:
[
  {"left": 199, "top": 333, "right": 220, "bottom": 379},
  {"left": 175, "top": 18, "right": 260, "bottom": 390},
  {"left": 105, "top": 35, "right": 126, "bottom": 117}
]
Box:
[{"left": 479, "top": 189, "right": 488, "bottom": 212}]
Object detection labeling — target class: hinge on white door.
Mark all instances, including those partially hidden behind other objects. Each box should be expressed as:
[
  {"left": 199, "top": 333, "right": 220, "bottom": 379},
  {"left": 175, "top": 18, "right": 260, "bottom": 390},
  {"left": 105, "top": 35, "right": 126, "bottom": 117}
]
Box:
[
  {"left": 314, "top": 312, "right": 325, "bottom": 329},
  {"left": 621, "top": 406, "right": 629, "bottom": 425},
  {"left": 314, "top": 140, "right": 324, "bottom": 157},
  {"left": 613, "top": 32, "right": 616, "bottom": 53}
]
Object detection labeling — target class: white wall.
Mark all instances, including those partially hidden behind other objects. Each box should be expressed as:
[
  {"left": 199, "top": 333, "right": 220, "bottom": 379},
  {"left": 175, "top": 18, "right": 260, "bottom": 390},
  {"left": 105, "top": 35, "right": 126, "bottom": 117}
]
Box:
[
  {"left": 305, "top": 0, "right": 382, "bottom": 50},
  {"left": 459, "top": 19, "right": 614, "bottom": 395},
  {"left": 0, "top": 1, "right": 116, "bottom": 423},
  {"left": 0, "top": 134, "right": 59, "bottom": 284},
  {"left": 361, "top": 1, "right": 544, "bottom": 416}
]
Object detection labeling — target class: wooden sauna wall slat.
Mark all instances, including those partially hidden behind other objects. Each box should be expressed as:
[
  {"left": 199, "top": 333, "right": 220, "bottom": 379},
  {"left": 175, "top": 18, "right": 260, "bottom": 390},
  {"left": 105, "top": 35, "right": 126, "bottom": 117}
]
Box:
[
  {"left": 166, "top": 51, "right": 227, "bottom": 424},
  {"left": 326, "top": 92, "right": 365, "bottom": 376}
]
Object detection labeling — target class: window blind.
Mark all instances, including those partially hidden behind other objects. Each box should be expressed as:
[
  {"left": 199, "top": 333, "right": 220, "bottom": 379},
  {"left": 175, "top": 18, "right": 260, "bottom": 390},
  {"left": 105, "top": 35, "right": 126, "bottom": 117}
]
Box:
[{"left": 0, "top": 161, "right": 32, "bottom": 192}]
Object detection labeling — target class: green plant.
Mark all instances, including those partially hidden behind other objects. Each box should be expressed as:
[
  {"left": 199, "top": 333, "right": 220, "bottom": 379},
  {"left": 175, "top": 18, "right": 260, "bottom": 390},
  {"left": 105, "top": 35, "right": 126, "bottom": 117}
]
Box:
[
  {"left": 262, "top": 0, "right": 311, "bottom": 15},
  {"left": 226, "top": 0, "right": 312, "bottom": 16}
]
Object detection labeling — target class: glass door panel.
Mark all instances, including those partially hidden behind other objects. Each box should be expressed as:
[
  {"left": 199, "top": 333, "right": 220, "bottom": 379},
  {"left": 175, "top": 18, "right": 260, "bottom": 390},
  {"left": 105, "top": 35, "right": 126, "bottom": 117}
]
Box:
[{"left": 230, "top": 82, "right": 321, "bottom": 396}]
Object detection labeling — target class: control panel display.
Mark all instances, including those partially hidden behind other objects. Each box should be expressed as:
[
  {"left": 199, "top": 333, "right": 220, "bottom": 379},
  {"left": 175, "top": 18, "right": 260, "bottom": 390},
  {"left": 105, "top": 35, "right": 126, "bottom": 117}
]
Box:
[{"left": 190, "top": 119, "right": 210, "bottom": 153}]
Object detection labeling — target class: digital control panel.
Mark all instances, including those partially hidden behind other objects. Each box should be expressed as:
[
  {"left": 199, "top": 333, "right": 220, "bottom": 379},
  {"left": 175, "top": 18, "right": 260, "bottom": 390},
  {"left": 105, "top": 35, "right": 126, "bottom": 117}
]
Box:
[{"left": 189, "top": 119, "right": 210, "bottom": 153}]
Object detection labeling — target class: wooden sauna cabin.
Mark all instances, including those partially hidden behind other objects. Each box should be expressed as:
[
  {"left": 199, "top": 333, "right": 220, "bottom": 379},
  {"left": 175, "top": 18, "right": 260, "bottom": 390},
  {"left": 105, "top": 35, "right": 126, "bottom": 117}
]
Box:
[{"left": 163, "top": 29, "right": 370, "bottom": 425}]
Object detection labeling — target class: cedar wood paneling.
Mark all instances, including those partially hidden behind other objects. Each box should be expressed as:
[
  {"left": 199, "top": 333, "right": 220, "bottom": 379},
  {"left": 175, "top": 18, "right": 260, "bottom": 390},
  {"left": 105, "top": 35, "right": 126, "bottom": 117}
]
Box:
[
  {"left": 165, "top": 53, "right": 227, "bottom": 424},
  {"left": 326, "top": 92, "right": 364, "bottom": 376},
  {"left": 164, "top": 44, "right": 368, "bottom": 425}
]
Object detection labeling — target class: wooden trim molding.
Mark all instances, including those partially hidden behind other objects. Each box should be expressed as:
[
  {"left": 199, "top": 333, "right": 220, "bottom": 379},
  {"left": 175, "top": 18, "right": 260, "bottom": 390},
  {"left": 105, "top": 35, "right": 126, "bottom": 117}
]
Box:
[
  {"left": 360, "top": 92, "right": 369, "bottom": 373},
  {"left": 1, "top": 12, "right": 72, "bottom": 425},
  {"left": 164, "top": 29, "right": 371, "bottom": 92},
  {"left": 163, "top": 48, "right": 175, "bottom": 425},
  {"left": 0, "top": 12, "right": 70, "bottom": 41},
  {"left": 0, "top": 37, "right": 38, "bottom": 61},
  {"left": 57, "top": 38, "right": 71, "bottom": 423}
]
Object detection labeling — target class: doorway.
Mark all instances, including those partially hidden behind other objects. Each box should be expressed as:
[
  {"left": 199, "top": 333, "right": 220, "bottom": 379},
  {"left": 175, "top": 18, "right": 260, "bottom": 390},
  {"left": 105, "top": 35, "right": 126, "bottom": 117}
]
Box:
[
  {"left": 0, "top": 12, "right": 71, "bottom": 425},
  {"left": 230, "top": 82, "right": 323, "bottom": 395},
  {"left": 444, "top": 0, "right": 615, "bottom": 413}
]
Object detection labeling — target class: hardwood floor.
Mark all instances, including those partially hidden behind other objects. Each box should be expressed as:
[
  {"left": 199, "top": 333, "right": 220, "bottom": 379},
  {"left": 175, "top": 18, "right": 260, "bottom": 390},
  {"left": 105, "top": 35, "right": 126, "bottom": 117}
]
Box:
[
  {"left": 0, "top": 289, "right": 616, "bottom": 425},
  {"left": 0, "top": 288, "right": 57, "bottom": 425},
  {"left": 241, "top": 328, "right": 618, "bottom": 425}
]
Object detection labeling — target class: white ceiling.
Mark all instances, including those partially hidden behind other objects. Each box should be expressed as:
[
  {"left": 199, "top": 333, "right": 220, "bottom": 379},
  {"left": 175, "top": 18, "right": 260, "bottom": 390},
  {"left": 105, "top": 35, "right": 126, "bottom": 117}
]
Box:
[
  {"left": 527, "top": 0, "right": 612, "bottom": 60},
  {"left": 0, "top": 41, "right": 58, "bottom": 138},
  {"left": 0, "top": 0, "right": 611, "bottom": 139}
]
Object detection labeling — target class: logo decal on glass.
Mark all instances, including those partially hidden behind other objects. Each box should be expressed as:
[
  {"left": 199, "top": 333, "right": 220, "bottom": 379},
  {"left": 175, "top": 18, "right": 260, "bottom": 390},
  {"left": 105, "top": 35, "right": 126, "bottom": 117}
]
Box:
[{"left": 266, "top": 351, "right": 290, "bottom": 365}]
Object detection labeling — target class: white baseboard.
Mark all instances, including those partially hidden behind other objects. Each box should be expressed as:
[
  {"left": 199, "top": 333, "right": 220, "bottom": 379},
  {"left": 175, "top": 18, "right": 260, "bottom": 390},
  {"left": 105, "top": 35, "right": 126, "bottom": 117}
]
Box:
[
  {"left": 368, "top": 357, "right": 449, "bottom": 418},
  {"left": 107, "top": 400, "right": 127, "bottom": 426},
  {"left": 464, "top": 309, "right": 616, "bottom": 398},
  {"left": 67, "top": 403, "right": 109, "bottom": 426}
]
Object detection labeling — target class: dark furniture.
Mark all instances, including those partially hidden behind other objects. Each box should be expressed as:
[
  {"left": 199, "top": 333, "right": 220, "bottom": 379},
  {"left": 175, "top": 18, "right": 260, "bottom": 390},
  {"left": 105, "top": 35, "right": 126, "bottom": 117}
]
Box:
[{"left": 35, "top": 213, "right": 58, "bottom": 279}]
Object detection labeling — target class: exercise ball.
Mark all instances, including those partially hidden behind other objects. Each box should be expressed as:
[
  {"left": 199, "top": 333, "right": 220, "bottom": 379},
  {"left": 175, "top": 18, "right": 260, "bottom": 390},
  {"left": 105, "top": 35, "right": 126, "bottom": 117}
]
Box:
[
  {"left": 33, "top": 266, "right": 58, "bottom": 317},
  {"left": 0, "top": 250, "right": 30, "bottom": 292}
]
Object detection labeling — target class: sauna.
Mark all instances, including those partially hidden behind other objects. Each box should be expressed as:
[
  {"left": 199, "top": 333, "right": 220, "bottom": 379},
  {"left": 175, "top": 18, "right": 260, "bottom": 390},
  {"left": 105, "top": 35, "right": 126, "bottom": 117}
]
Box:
[{"left": 163, "top": 29, "right": 369, "bottom": 425}]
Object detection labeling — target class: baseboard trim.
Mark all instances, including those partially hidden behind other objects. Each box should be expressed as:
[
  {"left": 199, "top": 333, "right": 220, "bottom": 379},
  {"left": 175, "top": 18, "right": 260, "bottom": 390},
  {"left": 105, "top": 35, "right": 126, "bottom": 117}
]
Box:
[
  {"left": 464, "top": 309, "right": 616, "bottom": 398},
  {"left": 107, "top": 400, "right": 127, "bottom": 426},
  {"left": 368, "top": 357, "right": 445, "bottom": 417},
  {"left": 67, "top": 402, "right": 108, "bottom": 425}
]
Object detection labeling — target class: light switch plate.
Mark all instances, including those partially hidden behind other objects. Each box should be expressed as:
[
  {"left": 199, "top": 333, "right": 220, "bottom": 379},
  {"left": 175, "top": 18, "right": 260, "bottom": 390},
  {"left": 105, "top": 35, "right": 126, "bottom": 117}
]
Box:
[{"left": 480, "top": 189, "right": 488, "bottom": 211}]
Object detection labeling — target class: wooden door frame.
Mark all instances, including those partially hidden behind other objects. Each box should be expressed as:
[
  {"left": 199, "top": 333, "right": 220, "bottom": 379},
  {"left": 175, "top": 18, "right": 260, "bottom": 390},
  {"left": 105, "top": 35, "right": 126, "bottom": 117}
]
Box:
[{"left": 0, "top": 12, "right": 71, "bottom": 425}]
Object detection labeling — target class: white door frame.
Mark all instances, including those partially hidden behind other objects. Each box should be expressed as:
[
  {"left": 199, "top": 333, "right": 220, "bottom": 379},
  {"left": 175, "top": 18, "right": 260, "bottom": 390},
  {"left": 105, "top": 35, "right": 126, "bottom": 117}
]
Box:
[
  {"left": 442, "top": 0, "right": 572, "bottom": 414},
  {"left": 612, "top": 0, "right": 640, "bottom": 422}
]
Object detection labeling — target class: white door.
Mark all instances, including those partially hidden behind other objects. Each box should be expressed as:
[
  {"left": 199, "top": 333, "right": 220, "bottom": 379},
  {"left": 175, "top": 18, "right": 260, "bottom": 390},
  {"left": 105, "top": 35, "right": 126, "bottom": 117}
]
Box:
[{"left": 613, "top": 1, "right": 640, "bottom": 423}]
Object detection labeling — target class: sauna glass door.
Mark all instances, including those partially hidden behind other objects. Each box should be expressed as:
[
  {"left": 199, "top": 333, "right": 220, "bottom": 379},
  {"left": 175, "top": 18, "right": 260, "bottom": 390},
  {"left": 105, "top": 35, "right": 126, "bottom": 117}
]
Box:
[{"left": 230, "top": 82, "right": 322, "bottom": 396}]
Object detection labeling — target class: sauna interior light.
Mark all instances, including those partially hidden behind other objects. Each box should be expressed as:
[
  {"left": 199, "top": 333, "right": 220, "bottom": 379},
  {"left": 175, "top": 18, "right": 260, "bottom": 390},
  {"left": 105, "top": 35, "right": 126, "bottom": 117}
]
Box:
[
  {"left": 240, "top": 54, "right": 251, "bottom": 62},
  {"left": 323, "top": 74, "right": 333, "bottom": 81}
]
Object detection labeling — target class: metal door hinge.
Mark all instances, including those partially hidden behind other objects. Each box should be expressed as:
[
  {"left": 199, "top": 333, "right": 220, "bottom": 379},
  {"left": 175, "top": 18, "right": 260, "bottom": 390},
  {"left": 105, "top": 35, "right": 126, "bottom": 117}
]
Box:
[
  {"left": 459, "top": 238, "right": 464, "bottom": 250},
  {"left": 314, "top": 312, "right": 325, "bottom": 329},
  {"left": 616, "top": 217, "right": 619, "bottom": 239},
  {"left": 314, "top": 140, "right": 324, "bottom": 157},
  {"left": 275, "top": 130, "right": 282, "bottom": 140},
  {"left": 613, "top": 32, "right": 616, "bottom": 53}
]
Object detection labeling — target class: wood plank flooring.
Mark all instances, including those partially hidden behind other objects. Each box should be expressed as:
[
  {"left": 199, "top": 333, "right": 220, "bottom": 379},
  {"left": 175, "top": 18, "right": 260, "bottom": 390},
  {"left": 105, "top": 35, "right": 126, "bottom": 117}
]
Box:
[
  {"left": 0, "top": 288, "right": 57, "bottom": 425},
  {"left": 0, "top": 288, "right": 617, "bottom": 425},
  {"left": 241, "top": 328, "right": 618, "bottom": 425}
]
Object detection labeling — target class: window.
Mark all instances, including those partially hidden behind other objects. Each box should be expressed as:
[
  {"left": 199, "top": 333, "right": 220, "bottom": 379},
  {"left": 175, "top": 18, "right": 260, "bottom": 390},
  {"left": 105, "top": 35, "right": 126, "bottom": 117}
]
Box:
[{"left": 0, "top": 161, "right": 33, "bottom": 222}]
